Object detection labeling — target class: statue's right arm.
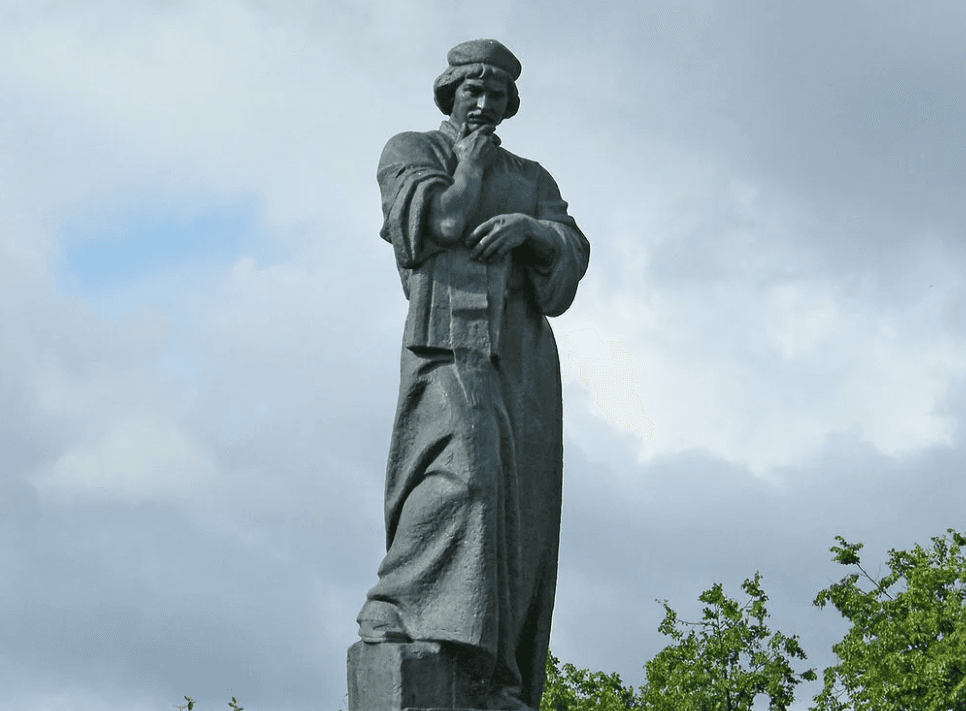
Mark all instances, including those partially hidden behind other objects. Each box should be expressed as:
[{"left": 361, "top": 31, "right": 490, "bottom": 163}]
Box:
[
  {"left": 426, "top": 124, "right": 498, "bottom": 245},
  {"left": 426, "top": 161, "right": 485, "bottom": 245}
]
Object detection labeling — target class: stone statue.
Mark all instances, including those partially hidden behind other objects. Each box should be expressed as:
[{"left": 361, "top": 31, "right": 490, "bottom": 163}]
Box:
[{"left": 349, "top": 39, "right": 590, "bottom": 711}]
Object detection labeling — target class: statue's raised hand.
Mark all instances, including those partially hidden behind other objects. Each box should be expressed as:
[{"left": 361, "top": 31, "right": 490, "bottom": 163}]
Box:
[{"left": 453, "top": 122, "right": 500, "bottom": 170}]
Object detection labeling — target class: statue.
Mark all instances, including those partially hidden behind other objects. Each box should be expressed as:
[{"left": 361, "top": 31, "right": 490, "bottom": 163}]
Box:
[{"left": 350, "top": 39, "right": 590, "bottom": 711}]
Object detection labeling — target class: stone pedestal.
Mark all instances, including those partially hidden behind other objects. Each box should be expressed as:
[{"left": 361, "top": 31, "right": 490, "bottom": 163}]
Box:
[{"left": 347, "top": 641, "right": 491, "bottom": 711}]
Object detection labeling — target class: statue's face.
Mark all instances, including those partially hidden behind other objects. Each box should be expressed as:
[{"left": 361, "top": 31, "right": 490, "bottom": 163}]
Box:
[{"left": 450, "top": 73, "right": 509, "bottom": 130}]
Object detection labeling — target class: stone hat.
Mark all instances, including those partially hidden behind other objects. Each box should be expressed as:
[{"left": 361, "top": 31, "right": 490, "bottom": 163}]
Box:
[{"left": 446, "top": 39, "right": 522, "bottom": 80}]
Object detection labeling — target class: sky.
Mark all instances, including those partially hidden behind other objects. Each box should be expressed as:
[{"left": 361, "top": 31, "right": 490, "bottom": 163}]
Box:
[{"left": 1, "top": 0, "right": 964, "bottom": 709}]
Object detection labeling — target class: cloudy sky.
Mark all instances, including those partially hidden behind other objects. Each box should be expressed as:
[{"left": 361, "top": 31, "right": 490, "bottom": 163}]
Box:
[{"left": 2, "top": 1, "right": 964, "bottom": 709}]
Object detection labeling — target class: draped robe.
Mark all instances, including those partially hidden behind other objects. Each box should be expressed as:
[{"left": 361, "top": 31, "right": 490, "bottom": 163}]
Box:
[{"left": 361, "top": 119, "right": 589, "bottom": 706}]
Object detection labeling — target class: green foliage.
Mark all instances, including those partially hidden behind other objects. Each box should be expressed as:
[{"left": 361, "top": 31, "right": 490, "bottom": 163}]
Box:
[
  {"left": 543, "top": 575, "right": 813, "bottom": 711},
  {"left": 812, "top": 529, "right": 966, "bottom": 711},
  {"left": 541, "top": 651, "right": 641, "bottom": 711},
  {"left": 640, "top": 573, "right": 816, "bottom": 711}
]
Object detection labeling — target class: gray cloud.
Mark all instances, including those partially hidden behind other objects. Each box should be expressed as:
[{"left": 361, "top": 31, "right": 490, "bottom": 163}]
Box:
[{"left": 552, "top": 425, "right": 966, "bottom": 700}]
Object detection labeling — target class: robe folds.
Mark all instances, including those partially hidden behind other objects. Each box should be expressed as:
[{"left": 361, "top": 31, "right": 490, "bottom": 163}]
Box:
[{"left": 361, "top": 119, "right": 589, "bottom": 706}]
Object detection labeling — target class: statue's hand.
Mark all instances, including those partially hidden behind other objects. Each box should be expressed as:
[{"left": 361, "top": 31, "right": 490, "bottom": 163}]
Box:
[
  {"left": 453, "top": 122, "right": 499, "bottom": 171},
  {"left": 467, "top": 213, "right": 533, "bottom": 262}
]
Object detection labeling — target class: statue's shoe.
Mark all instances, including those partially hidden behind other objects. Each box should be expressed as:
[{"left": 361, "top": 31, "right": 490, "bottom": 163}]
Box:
[{"left": 357, "top": 600, "right": 411, "bottom": 643}]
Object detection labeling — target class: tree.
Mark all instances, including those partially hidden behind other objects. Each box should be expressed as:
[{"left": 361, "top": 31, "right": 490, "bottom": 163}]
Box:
[
  {"left": 812, "top": 529, "right": 966, "bottom": 711},
  {"left": 541, "top": 651, "right": 641, "bottom": 711},
  {"left": 640, "top": 573, "right": 815, "bottom": 711}
]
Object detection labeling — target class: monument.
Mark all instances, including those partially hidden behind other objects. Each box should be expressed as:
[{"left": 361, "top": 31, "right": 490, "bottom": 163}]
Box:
[{"left": 348, "top": 39, "right": 590, "bottom": 711}]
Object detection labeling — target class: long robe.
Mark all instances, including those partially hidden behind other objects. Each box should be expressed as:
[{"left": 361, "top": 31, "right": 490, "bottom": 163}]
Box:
[{"left": 361, "top": 119, "right": 589, "bottom": 706}]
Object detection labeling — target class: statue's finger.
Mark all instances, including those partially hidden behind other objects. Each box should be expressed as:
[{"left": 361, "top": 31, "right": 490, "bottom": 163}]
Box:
[
  {"left": 468, "top": 222, "right": 489, "bottom": 242},
  {"left": 473, "top": 215, "right": 503, "bottom": 237},
  {"left": 479, "top": 234, "right": 502, "bottom": 260}
]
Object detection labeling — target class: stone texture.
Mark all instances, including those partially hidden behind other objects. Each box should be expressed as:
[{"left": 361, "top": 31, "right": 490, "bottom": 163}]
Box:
[
  {"left": 347, "top": 641, "right": 490, "bottom": 711},
  {"left": 349, "top": 38, "right": 589, "bottom": 711}
]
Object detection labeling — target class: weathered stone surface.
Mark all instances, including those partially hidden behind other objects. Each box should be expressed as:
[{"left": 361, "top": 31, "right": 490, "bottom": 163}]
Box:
[
  {"left": 349, "top": 38, "right": 588, "bottom": 711},
  {"left": 347, "top": 641, "right": 490, "bottom": 711}
]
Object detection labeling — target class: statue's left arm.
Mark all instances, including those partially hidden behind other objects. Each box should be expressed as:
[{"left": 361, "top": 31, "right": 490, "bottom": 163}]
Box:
[
  {"left": 468, "top": 166, "right": 589, "bottom": 317},
  {"left": 524, "top": 167, "right": 590, "bottom": 316}
]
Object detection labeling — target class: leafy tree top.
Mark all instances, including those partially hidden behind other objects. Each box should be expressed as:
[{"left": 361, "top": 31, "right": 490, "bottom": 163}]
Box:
[
  {"left": 812, "top": 529, "right": 966, "bottom": 711},
  {"left": 642, "top": 572, "right": 815, "bottom": 711}
]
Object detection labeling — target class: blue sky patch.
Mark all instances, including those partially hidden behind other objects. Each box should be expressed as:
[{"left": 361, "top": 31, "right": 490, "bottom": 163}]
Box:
[{"left": 57, "top": 197, "right": 264, "bottom": 296}]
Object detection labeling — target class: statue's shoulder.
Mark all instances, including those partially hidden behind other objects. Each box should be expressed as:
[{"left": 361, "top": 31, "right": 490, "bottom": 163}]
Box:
[
  {"left": 498, "top": 144, "right": 551, "bottom": 180},
  {"left": 380, "top": 129, "right": 448, "bottom": 168}
]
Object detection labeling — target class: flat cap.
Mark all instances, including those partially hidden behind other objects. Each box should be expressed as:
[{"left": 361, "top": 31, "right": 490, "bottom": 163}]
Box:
[{"left": 447, "top": 39, "right": 521, "bottom": 80}]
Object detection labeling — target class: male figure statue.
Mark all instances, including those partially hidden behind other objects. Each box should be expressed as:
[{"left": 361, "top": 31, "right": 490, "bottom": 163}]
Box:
[{"left": 355, "top": 39, "right": 590, "bottom": 711}]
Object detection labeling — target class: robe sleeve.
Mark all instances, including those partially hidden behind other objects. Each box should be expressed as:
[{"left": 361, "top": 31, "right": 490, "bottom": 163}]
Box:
[
  {"left": 525, "top": 166, "right": 591, "bottom": 317},
  {"left": 376, "top": 132, "right": 453, "bottom": 270}
]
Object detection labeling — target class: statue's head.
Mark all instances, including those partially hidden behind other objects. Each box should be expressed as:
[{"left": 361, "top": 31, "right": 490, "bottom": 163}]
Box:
[{"left": 433, "top": 39, "right": 521, "bottom": 123}]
